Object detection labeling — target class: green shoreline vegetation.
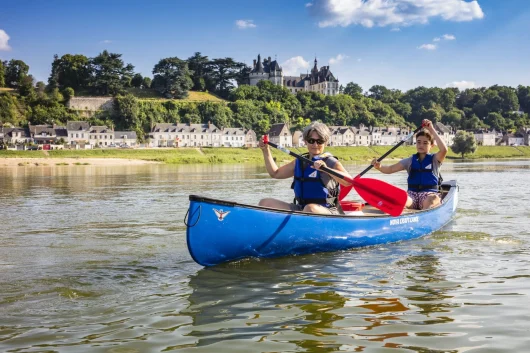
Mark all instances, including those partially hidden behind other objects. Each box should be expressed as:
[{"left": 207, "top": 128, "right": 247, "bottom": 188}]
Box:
[{"left": 1, "top": 145, "right": 529, "bottom": 165}]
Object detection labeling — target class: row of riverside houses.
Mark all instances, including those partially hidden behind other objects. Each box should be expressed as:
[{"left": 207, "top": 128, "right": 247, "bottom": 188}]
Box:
[
  {"left": 269, "top": 123, "right": 530, "bottom": 147},
  {"left": 268, "top": 122, "right": 457, "bottom": 147},
  {"left": 2, "top": 120, "right": 528, "bottom": 150},
  {"left": 0, "top": 122, "right": 137, "bottom": 149},
  {"left": 148, "top": 122, "right": 258, "bottom": 148}
]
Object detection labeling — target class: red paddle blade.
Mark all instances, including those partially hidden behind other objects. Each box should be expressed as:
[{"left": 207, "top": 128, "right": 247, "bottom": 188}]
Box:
[
  {"left": 339, "top": 184, "right": 353, "bottom": 201},
  {"left": 353, "top": 177, "right": 408, "bottom": 217}
]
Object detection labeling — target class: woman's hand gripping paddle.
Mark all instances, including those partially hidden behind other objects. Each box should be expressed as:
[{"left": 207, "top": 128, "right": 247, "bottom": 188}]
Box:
[{"left": 263, "top": 135, "right": 412, "bottom": 217}]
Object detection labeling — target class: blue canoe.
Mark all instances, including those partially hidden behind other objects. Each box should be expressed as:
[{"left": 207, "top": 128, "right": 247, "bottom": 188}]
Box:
[{"left": 186, "top": 180, "right": 458, "bottom": 266}]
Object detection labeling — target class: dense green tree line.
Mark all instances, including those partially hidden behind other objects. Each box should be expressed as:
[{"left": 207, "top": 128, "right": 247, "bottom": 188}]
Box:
[{"left": 1, "top": 52, "right": 529, "bottom": 139}]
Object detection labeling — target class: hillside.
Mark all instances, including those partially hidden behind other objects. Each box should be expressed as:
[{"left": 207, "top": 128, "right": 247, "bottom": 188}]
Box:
[{"left": 123, "top": 88, "right": 226, "bottom": 102}]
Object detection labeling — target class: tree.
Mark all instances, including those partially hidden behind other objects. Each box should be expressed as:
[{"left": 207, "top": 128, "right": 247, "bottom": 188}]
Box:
[
  {"left": 48, "top": 54, "right": 91, "bottom": 91},
  {"left": 485, "top": 112, "right": 505, "bottom": 131},
  {"left": 114, "top": 94, "right": 139, "bottom": 128},
  {"left": 91, "top": 50, "right": 134, "bottom": 95},
  {"left": 62, "top": 87, "right": 75, "bottom": 101},
  {"left": 441, "top": 109, "right": 464, "bottom": 129},
  {"left": 516, "top": 85, "right": 530, "bottom": 114},
  {"left": 207, "top": 57, "right": 245, "bottom": 98},
  {"left": 4, "top": 59, "right": 29, "bottom": 88},
  {"left": 0, "top": 61, "right": 5, "bottom": 87},
  {"left": 142, "top": 77, "right": 151, "bottom": 89},
  {"left": 343, "top": 82, "right": 363, "bottom": 99},
  {"left": 152, "top": 57, "right": 193, "bottom": 99},
  {"left": 187, "top": 52, "right": 212, "bottom": 91},
  {"left": 131, "top": 73, "right": 144, "bottom": 88},
  {"left": 451, "top": 131, "right": 477, "bottom": 158},
  {"left": 18, "top": 75, "right": 35, "bottom": 97}
]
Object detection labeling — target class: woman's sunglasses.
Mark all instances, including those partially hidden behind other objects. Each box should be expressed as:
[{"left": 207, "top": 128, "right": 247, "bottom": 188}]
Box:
[{"left": 306, "top": 138, "right": 325, "bottom": 145}]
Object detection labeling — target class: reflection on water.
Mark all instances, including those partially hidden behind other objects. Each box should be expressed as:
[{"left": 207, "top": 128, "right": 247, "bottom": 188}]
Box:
[{"left": 0, "top": 160, "right": 529, "bottom": 352}]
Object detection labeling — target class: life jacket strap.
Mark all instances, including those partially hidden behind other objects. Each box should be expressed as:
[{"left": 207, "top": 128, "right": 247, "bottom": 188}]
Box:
[
  {"left": 408, "top": 184, "right": 439, "bottom": 191},
  {"left": 294, "top": 196, "right": 337, "bottom": 207}
]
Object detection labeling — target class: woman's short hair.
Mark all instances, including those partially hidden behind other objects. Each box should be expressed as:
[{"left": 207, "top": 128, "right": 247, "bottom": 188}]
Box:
[
  {"left": 302, "top": 122, "right": 331, "bottom": 143},
  {"left": 416, "top": 130, "right": 434, "bottom": 144}
]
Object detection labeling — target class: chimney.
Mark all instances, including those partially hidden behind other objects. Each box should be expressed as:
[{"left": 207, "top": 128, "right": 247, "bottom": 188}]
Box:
[
  {"left": 208, "top": 121, "right": 212, "bottom": 129},
  {"left": 253, "top": 59, "right": 256, "bottom": 68}
]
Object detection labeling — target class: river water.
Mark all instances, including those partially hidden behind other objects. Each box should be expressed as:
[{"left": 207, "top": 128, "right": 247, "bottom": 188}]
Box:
[{"left": 0, "top": 160, "right": 529, "bottom": 352}]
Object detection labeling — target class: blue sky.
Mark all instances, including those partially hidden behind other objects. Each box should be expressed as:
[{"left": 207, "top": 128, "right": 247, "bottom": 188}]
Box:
[{"left": 1, "top": 0, "right": 529, "bottom": 91}]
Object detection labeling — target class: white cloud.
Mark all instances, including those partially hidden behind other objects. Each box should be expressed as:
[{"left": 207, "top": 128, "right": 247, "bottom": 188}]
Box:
[
  {"left": 357, "top": 58, "right": 362, "bottom": 62},
  {"left": 446, "top": 80, "right": 476, "bottom": 90},
  {"left": 281, "top": 56, "right": 310, "bottom": 75},
  {"left": 314, "top": 0, "right": 484, "bottom": 28},
  {"left": 235, "top": 20, "right": 257, "bottom": 29},
  {"left": 329, "top": 54, "right": 348, "bottom": 64},
  {"left": 418, "top": 43, "right": 437, "bottom": 50},
  {"left": 306, "top": 2, "right": 313, "bottom": 7},
  {"left": 0, "top": 29, "right": 11, "bottom": 51},
  {"left": 101, "top": 39, "right": 112, "bottom": 44},
  {"left": 434, "top": 34, "right": 456, "bottom": 41},
  {"left": 390, "top": 27, "right": 401, "bottom": 32}
]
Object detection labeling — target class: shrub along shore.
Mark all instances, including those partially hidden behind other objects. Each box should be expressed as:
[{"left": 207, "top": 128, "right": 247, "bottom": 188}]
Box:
[{"left": 1, "top": 145, "right": 530, "bottom": 165}]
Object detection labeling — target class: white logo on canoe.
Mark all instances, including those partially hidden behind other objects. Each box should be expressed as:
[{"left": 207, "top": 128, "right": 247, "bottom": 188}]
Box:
[
  {"left": 213, "top": 208, "right": 230, "bottom": 221},
  {"left": 390, "top": 216, "right": 419, "bottom": 226}
]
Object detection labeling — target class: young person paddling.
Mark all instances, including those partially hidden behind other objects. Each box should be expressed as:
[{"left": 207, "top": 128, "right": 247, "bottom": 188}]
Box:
[
  {"left": 371, "top": 119, "right": 448, "bottom": 210},
  {"left": 258, "top": 122, "right": 353, "bottom": 215}
]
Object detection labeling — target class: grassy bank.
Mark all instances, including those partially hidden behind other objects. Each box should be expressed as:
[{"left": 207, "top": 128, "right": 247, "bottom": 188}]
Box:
[{"left": 1, "top": 145, "right": 529, "bottom": 164}]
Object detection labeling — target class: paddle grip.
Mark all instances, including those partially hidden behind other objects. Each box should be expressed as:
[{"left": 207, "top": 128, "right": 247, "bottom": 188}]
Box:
[{"left": 358, "top": 125, "right": 424, "bottom": 177}]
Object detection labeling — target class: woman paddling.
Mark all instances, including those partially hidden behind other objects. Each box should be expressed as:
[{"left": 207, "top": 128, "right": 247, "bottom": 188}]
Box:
[
  {"left": 371, "top": 119, "right": 448, "bottom": 210},
  {"left": 258, "top": 122, "right": 353, "bottom": 215}
]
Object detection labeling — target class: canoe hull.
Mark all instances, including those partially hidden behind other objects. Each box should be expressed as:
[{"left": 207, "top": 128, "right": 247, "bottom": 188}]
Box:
[{"left": 186, "top": 181, "right": 458, "bottom": 266}]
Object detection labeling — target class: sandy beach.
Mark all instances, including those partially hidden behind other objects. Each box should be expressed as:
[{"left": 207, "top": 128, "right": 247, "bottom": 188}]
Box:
[{"left": 0, "top": 157, "right": 162, "bottom": 167}]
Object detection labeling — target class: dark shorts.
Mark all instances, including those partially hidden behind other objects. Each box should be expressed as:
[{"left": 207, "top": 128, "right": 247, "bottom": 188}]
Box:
[
  {"left": 290, "top": 203, "right": 340, "bottom": 215},
  {"left": 408, "top": 190, "right": 441, "bottom": 210}
]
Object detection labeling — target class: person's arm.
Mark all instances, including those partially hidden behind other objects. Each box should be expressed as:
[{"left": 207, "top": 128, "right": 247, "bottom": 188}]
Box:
[
  {"left": 259, "top": 138, "right": 295, "bottom": 179},
  {"left": 313, "top": 160, "right": 352, "bottom": 186},
  {"left": 423, "top": 119, "right": 447, "bottom": 163},
  {"left": 371, "top": 159, "right": 405, "bottom": 174}
]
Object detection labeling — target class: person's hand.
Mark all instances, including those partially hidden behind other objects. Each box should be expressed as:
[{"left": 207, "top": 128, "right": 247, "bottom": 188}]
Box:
[
  {"left": 312, "top": 160, "right": 326, "bottom": 170},
  {"left": 422, "top": 119, "right": 434, "bottom": 131},
  {"left": 371, "top": 157, "right": 381, "bottom": 170},
  {"left": 258, "top": 137, "right": 268, "bottom": 151}
]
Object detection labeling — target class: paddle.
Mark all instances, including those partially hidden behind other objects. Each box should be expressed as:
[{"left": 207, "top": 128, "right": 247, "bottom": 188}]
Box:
[
  {"left": 263, "top": 135, "right": 409, "bottom": 216},
  {"left": 338, "top": 125, "right": 424, "bottom": 201}
]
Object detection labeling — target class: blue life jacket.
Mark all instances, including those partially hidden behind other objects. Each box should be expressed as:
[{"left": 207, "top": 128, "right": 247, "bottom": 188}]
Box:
[
  {"left": 407, "top": 153, "right": 441, "bottom": 192},
  {"left": 292, "top": 153, "right": 339, "bottom": 207}
]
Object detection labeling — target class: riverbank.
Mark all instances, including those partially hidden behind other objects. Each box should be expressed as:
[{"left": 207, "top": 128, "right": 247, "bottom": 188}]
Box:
[
  {"left": 0, "top": 157, "right": 162, "bottom": 167},
  {"left": 1, "top": 145, "right": 529, "bottom": 165}
]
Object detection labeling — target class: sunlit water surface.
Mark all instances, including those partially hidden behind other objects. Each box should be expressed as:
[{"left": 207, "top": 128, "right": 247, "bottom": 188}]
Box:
[{"left": 1, "top": 160, "right": 529, "bottom": 352}]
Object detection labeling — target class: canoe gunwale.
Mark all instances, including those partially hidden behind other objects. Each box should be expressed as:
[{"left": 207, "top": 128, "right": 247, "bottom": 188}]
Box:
[{"left": 188, "top": 180, "right": 457, "bottom": 220}]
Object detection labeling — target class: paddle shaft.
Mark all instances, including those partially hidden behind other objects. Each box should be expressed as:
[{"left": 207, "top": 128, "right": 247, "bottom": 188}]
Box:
[
  {"left": 358, "top": 125, "right": 423, "bottom": 177},
  {"left": 265, "top": 140, "right": 354, "bottom": 184}
]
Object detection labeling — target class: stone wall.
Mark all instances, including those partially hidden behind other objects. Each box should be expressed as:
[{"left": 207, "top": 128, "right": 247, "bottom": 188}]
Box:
[{"left": 67, "top": 97, "right": 114, "bottom": 113}]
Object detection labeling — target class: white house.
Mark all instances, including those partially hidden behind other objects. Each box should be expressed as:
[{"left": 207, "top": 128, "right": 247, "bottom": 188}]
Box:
[
  {"left": 473, "top": 129, "right": 497, "bottom": 146},
  {"left": 66, "top": 121, "right": 90, "bottom": 147},
  {"left": 268, "top": 123, "right": 292, "bottom": 147},
  {"left": 89, "top": 126, "right": 114, "bottom": 147},
  {"left": 114, "top": 131, "right": 138, "bottom": 147},
  {"left": 329, "top": 126, "right": 355, "bottom": 146},
  {"left": 150, "top": 122, "right": 222, "bottom": 147},
  {"left": 221, "top": 128, "right": 246, "bottom": 147}
]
